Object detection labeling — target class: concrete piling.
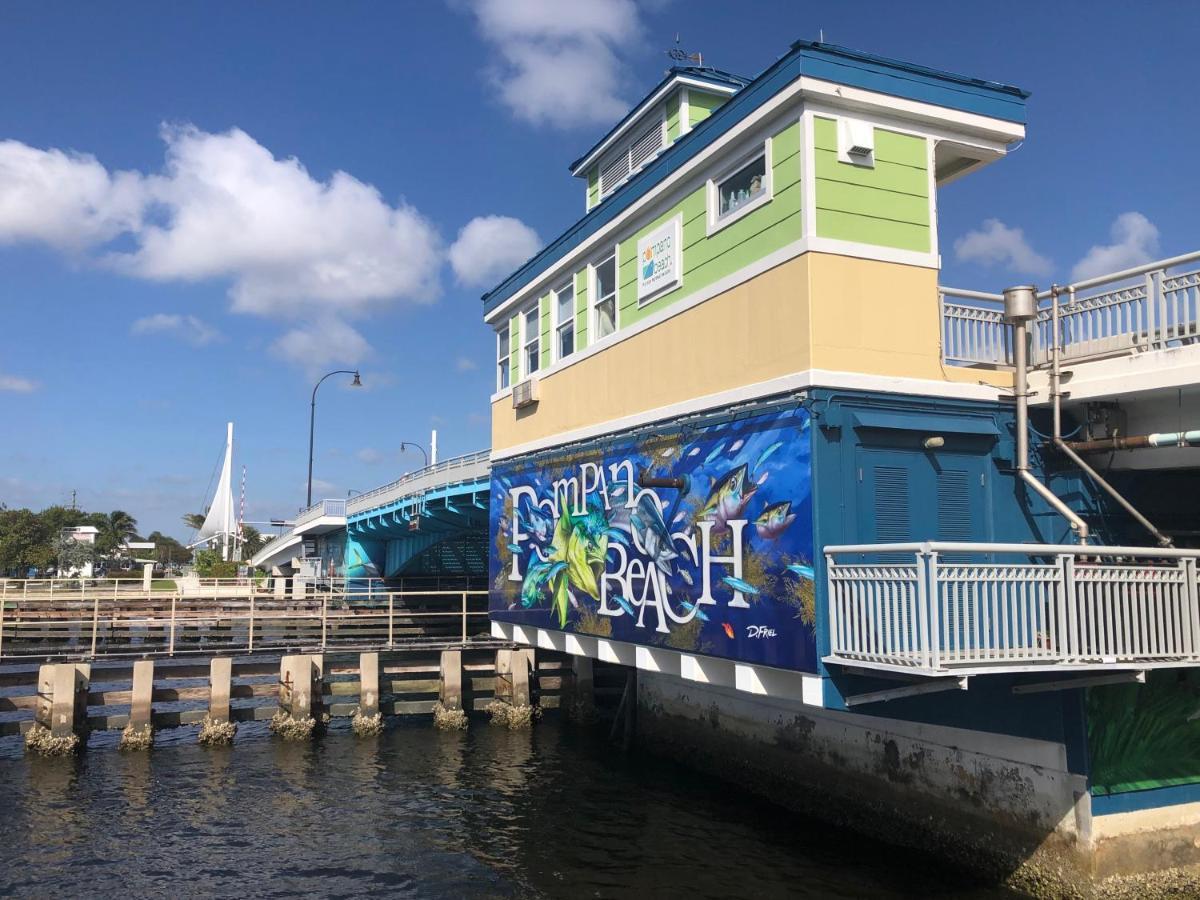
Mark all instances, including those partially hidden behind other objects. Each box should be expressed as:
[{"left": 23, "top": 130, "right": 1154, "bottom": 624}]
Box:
[
  {"left": 119, "top": 660, "right": 155, "bottom": 750},
  {"left": 352, "top": 652, "right": 383, "bottom": 736},
  {"left": 28, "top": 662, "right": 89, "bottom": 754},
  {"left": 489, "top": 648, "right": 538, "bottom": 729},
  {"left": 566, "top": 656, "right": 597, "bottom": 722},
  {"left": 272, "top": 654, "right": 322, "bottom": 739},
  {"left": 434, "top": 649, "right": 467, "bottom": 730},
  {"left": 199, "top": 657, "right": 236, "bottom": 745}
]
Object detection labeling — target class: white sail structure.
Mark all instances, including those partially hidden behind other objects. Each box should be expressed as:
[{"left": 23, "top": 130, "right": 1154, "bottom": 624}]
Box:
[{"left": 195, "top": 422, "right": 237, "bottom": 560}]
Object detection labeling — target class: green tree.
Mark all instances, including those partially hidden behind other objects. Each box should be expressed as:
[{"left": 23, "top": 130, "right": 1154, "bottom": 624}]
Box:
[
  {"left": 55, "top": 533, "right": 96, "bottom": 573},
  {"left": 145, "top": 531, "right": 193, "bottom": 566},
  {"left": 240, "top": 525, "right": 265, "bottom": 559},
  {"left": 193, "top": 549, "right": 238, "bottom": 578},
  {"left": 0, "top": 508, "right": 53, "bottom": 574},
  {"left": 97, "top": 510, "right": 139, "bottom": 554},
  {"left": 182, "top": 512, "right": 206, "bottom": 532}
]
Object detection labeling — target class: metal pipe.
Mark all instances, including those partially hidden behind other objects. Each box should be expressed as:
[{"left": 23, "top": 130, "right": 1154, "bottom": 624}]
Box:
[
  {"left": 1006, "top": 287, "right": 1090, "bottom": 543},
  {"left": 1064, "top": 431, "right": 1200, "bottom": 453},
  {"left": 1047, "top": 285, "right": 1172, "bottom": 547}
]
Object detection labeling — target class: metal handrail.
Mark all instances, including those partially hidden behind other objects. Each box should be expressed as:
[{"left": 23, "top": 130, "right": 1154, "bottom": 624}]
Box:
[
  {"left": 346, "top": 450, "right": 490, "bottom": 515},
  {"left": 295, "top": 497, "right": 348, "bottom": 525}
]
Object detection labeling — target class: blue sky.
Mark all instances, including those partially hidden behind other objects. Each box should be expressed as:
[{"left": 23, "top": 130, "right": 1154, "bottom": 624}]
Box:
[{"left": 1, "top": 1, "right": 1196, "bottom": 539}]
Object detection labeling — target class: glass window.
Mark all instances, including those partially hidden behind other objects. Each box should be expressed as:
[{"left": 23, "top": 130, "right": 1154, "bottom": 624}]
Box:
[
  {"left": 523, "top": 306, "right": 540, "bottom": 377},
  {"left": 593, "top": 254, "right": 617, "bottom": 339},
  {"left": 717, "top": 153, "right": 767, "bottom": 219},
  {"left": 497, "top": 325, "right": 510, "bottom": 390},
  {"left": 555, "top": 282, "right": 575, "bottom": 360}
]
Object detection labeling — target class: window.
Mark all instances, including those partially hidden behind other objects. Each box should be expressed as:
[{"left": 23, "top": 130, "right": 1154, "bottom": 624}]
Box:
[
  {"left": 717, "top": 154, "right": 767, "bottom": 218},
  {"left": 522, "top": 306, "right": 540, "bottom": 378},
  {"left": 707, "top": 140, "right": 773, "bottom": 235},
  {"left": 592, "top": 253, "right": 617, "bottom": 340},
  {"left": 497, "top": 325, "right": 510, "bottom": 390},
  {"left": 554, "top": 281, "right": 575, "bottom": 360}
]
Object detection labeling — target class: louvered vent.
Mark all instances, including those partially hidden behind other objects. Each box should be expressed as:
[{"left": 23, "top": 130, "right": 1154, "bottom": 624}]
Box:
[
  {"left": 599, "top": 151, "right": 630, "bottom": 197},
  {"left": 628, "top": 124, "right": 663, "bottom": 171},
  {"left": 937, "top": 470, "right": 972, "bottom": 543},
  {"left": 873, "top": 466, "right": 911, "bottom": 542}
]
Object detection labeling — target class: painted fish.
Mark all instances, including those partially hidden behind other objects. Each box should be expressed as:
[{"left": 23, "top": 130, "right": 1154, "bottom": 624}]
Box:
[
  {"left": 679, "top": 568, "right": 694, "bottom": 586},
  {"left": 787, "top": 563, "right": 815, "bottom": 581},
  {"left": 722, "top": 622, "right": 736, "bottom": 640},
  {"left": 754, "top": 441, "right": 784, "bottom": 472},
  {"left": 755, "top": 501, "right": 796, "bottom": 540},
  {"left": 687, "top": 446, "right": 701, "bottom": 458},
  {"left": 672, "top": 509, "right": 687, "bottom": 524},
  {"left": 704, "top": 442, "right": 726, "bottom": 464},
  {"left": 680, "top": 600, "right": 709, "bottom": 622},
  {"left": 728, "top": 438, "right": 744, "bottom": 454},
  {"left": 699, "top": 464, "right": 758, "bottom": 530},
  {"left": 756, "top": 471, "right": 770, "bottom": 486},
  {"left": 612, "top": 595, "right": 637, "bottom": 617},
  {"left": 507, "top": 543, "right": 522, "bottom": 554},
  {"left": 660, "top": 446, "right": 676, "bottom": 458},
  {"left": 519, "top": 496, "right": 552, "bottom": 542},
  {"left": 723, "top": 575, "right": 759, "bottom": 596},
  {"left": 629, "top": 491, "right": 679, "bottom": 575}
]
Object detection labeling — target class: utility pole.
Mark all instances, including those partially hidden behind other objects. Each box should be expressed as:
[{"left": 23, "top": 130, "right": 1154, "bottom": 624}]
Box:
[{"left": 70, "top": 490, "right": 76, "bottom": 511}]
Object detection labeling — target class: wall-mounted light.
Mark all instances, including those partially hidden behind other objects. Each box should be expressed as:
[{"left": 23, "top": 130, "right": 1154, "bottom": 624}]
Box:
[{"left": 923, "top": 436, "right": 945, "bottom": 450}]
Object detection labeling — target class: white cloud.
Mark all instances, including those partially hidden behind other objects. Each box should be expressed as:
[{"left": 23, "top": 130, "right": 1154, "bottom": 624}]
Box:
[
  {"left": 1071, "top": 212, "right": 1160, "bottom": 282},
  {"left": 448, "top": 215, "right": 541, "bottom": 288},
  {"left": 271, "top": 317, "right": 372, "bottom": 369},
  {"left": 953, "top": 219, "right": 1053, "bottom": 277},
  {"left": 0, "top": 374, "right": 36, "bottom": 393},
  {"left": 461, "top": 0, "right": 643, "bottom": 128},
  {"left": 130, "top": 312, "right": 222, "bottom": 346},
  {"left": 455, "top": 355, "right": 479, "bottom": 372},
  {"left": 0, "top": 141, "right": 145, "bottom": 251},
  {"left": 356, "top": 447, "right": 387, "bottom": 465}
]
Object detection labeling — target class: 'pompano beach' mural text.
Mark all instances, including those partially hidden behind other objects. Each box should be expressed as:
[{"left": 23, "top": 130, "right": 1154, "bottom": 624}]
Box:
[{"left": 489, "top": 405, "right": 817, "bottom": 672}]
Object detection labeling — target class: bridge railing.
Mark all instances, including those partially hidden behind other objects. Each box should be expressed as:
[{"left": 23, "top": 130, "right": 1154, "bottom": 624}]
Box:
[
  {"left": 347, "top": 450, "right": 490, "bottom": 516},
  {"left": 825, "top": 542, "right": 1200, "bottom": 676},
  {"left": 940, "top": 250, "right": 1200, "bottom": 370},
  {"left": 0, "top": 589, "right": 492, "bottom": 661},
  {"left": 295, "top": 498, "right": 347, "bottom": 526}
]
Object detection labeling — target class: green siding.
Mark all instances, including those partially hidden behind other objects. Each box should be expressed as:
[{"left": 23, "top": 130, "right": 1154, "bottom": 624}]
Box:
[
  {"left": 615, "top": 119, "right": 802, "bottom": 329},
  {"left": 574, "top": 268, "right": 589, "bottom": 348},
  {"left": 586, "top": 166, "right": 600, "bottom": 211},
  {"left": 539, "top": 293, "right": 551, "bottom": 368},
  {"left": 813, "top": 116, "right": 931, "bottom": 253},
  {"left": 688, "top": 90, "right": 726, "bottom": 127},
  {"left": 666, "top": 92, "right": 681, "bottom": 142}
]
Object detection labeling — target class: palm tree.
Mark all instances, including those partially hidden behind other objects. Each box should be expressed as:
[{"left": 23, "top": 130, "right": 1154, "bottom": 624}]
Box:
[
  {"left": 182, "top": 511, "right": 206, "bottom": 532},
  {"left": 101, "top": 510, "right": 139, "bottom": 552}
]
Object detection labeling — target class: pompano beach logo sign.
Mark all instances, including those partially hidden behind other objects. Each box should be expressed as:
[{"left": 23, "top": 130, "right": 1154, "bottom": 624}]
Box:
[
  {"left": 491, "top": 410, "right": 818, "bottom": 669},
  {"left": 636, "top": 216, "right": 681, "bottom": 301}
]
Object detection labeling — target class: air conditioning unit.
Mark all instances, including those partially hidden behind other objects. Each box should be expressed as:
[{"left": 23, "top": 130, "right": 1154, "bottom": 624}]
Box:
[{"left": 512, "top": 378, "right": 539, "bottom": 409}]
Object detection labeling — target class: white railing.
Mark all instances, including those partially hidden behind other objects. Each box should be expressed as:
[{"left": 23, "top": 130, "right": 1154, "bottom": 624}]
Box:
[
  {"left": 825, "top": 542, "right": 1200, "bottom": 675},
  {"left": 295, "top": 497, "right": 347, "bottom": 526},
  {"left": 940, "top": 251, "right": 1200, "bottom": 370},
  {"left": 346, "top": 450, "right": 490, "bottom": 516}
]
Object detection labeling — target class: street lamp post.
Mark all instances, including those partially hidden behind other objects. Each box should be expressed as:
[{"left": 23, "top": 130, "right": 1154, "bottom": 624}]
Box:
[
  {"left": 308, "top": 369, "right": 362, "bottom": 507},
  {"left": 400, "top": 441, "right": 430, "bottom": 469}
]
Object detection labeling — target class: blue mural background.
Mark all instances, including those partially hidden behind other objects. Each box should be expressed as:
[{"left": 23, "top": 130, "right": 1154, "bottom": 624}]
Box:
[{"left": 489, "top": 405, "right": 817, "bottom": 672}]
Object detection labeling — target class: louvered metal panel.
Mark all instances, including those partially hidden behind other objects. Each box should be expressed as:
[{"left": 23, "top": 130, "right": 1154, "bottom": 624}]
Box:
[
  {"left": 599, "top": 150, "right": 630, "bottom": 197},
  {"left": 628, "top": 124, "right": 663, "bottom": 172},
  {"left": 873, "top": 466, "right": 911, "bottom": 543}
]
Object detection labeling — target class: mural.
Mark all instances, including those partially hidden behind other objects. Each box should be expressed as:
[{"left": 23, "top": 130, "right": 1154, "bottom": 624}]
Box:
[
  {"left": 1088, "top": 670, "right": 1200, "bottom": 795},
  {"left": 344, "top": 534, "right": 383, "bottom": 579},
  {"left": 489, "top": 405, "right": 817, "bottom": 672}
]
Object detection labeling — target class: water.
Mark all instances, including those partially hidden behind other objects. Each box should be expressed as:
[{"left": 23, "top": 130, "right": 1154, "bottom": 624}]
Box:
[{"left": 0, "top": 720, "right": 1020, "bottom": 899}]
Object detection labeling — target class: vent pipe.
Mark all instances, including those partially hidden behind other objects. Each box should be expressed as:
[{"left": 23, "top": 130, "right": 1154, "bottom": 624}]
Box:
[
  {"left": 1046, "top": 285, "right": 1172, "bottom": 547},
  {"left": 1004, "top": 285, "right": 1090, "bottom": 543}
]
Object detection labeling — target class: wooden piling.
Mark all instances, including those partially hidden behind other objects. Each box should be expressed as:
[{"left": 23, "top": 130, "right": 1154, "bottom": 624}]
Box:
[
  {"left": 512, "top": 649, "right": 533, "bottom": 708},
  {"left": 439, "top": 649, "right": 463, "bottom": 710}
]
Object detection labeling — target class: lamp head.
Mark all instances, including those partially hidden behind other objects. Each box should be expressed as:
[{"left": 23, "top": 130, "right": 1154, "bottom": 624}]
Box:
[{"left": 351, "top": 370, "right": 362, "bottom": 387}]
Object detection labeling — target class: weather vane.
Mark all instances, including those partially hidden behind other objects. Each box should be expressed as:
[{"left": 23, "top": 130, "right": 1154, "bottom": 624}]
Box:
[{"left": 666, "top": 33, "right": 702, "bottom": 68}]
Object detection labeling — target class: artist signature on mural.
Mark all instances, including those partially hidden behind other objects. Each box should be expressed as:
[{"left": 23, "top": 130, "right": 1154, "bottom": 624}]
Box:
[{"left": 746, "top": 625, "right": 777, "bottom": 639}]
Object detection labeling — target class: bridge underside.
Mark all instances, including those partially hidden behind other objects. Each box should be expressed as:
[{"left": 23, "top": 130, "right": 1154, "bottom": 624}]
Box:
[{"left": 346, "top": 484, "right": 489, "bottom": 579}]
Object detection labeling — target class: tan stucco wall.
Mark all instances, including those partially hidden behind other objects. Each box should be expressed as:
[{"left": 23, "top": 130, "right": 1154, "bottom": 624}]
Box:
[{"left": 491, "top": 251, "right": 1011, "bottom": 453}]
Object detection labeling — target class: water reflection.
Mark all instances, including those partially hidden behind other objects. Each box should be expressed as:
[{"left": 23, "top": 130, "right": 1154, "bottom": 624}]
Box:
[{"left": 0, "top": 720, "right": 1019, "bottom": 899}]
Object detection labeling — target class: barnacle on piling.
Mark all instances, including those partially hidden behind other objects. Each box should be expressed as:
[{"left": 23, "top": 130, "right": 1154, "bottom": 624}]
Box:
[
  {"left": 486, "top": 700, "right": 540, "bottom": 730},
  {"left": 268, "top": 710, "right": 316, "bottom": 740},
  {"left": 118, "top": 723, "right": 154, "bottom": 751},
  {"left": 432, "top": 701, "right": 468, "bottom": 731},
  {"left": 198, "top": 715, "right": 237, "bottom": 746},
  {"left": 351, "top": 707, "right": 384, "bottom": 736},
  {"left": 25, "top": 723, "right": 81, "bottom": 756}
]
